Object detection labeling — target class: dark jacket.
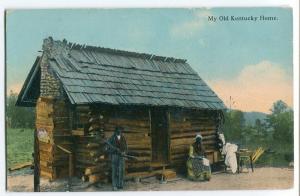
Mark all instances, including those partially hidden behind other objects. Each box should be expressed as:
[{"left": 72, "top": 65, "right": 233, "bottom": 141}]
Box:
[{"left": 107, "top": 133, "right": 127, "bottom": 154}]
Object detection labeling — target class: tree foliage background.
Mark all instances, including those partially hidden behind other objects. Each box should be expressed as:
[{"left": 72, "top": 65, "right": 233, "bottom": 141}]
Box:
[
  {"left": 223, "top": 100, "right": 294, "bottom": 166},
  {"left": 6, "top": 91, "right": 35, "bottom": 128}
]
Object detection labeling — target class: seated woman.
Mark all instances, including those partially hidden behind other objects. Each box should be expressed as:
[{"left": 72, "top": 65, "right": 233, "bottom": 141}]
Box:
[{"left": 186, "top": 134, "right": 211, "bottom": 181}]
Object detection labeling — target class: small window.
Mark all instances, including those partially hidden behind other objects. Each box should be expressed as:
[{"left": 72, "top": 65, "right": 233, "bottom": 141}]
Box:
[{"left": 72, "top": 111, "right": 84, "bottom": 129}]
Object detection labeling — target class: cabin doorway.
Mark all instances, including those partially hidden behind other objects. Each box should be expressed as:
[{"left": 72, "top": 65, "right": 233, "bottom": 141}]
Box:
[{"left": 151, "top": 109, "right": 169, "bottom": 164}]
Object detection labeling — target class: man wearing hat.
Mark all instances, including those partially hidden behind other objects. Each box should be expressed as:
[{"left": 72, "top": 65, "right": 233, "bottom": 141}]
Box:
[
  {"left": 107, "top": 126, "right": 128, "bottom": 191},
  {"left": 186, "top": 133, "right": 211, "bottom": 181}
]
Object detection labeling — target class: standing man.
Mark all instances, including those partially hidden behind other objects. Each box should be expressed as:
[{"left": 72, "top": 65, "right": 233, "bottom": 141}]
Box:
[{"left": 107, "top": 126, "right": 127, "bottom": 191}]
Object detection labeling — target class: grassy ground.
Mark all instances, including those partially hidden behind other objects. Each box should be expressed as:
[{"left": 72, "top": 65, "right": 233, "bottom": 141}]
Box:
[{"left": 6, "top": 128, "right": 34, "bottom": 168}]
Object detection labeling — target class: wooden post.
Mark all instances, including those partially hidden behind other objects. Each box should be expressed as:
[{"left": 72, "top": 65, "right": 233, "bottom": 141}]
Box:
[
  {"left": 250, "top": 155, "right": 254, "bottom": 172},
  {"left": 148, "top": 109, "right": 152, "bottom": 161},
  {"left": 56, "top": 145, "right": 73, "bottom": 191},
  {"left": 68, "top": 154, "right": 73, "bottom": 191},
  {"left": 167, "top": 111, "right": 171, "bottom": 163},
  {"left": 34, "top": 129, "right": 40, "bottom": 192},
  {"left": 69, "top": 154, "right": 74, "bottom": 177},
  {"left": 237, "top": 153, "right": 240, "bottom": 174}
]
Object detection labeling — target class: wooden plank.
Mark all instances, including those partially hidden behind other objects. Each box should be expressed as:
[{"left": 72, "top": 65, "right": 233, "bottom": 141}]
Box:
[
  {"left": 8, "top": 161, "right": 33, "bottom": 171},
  {"left": 84, "top": 165, "right": 107, "bottom": 175},
  {"left": 104, "top": 131, "right": 149, "bottom": 138},
  {"left": 126, "top": 161, "right": 151, "bottom": 168},
  {"left": 75, "top": 145, "right": 104, "bottom": 152},
  {"left": 104, "top": 125, "right": 149, "bottom": 133},
  {"left": 127, "top": 144, "right": 151, "bottom": 150},
  {"left": 72, "top": 129, "right": 85, "bottom": 136},
  {"left": 40, "top": 165, "right": 54, "bottom": 174},
  {"left": 171, "top": 131, "right": 216, "bottom": 139},
  {"left": 40, "top": 160, "right": 50, "bottom": 167},
  {"left": 76, "top": 160, "right": 97, "bottom": 166},
  {"left": 127, "top": 147, "right": 151, "bottom": 151},
  {"left": 169, "top": 121, "right": 191, "bottom": 128},
  {"left": 126, "top": 139, "right": 151, "bottom": 146},
  {"left": 162, "top": 170, "right": 177, "bottom": 180},
  {"left": 127, "top": 150, "right": 151, "bottom": 156},
  {"left": 131, "top": 156, "right": 151, "bottom": 162},
  {"left": 76, "top": 149, "right": 104, "bottom": 156},
  {"left": 170, "top": 147, "right": 189, "bottom": 155},
  {"left": 88, "top": 173, "right": 106, "bottom": 183},
  {"left": 108, "top": 118, "right": 149, "bottom": 127},
  {"left": 40, "top": 170, "right": 54, "bottom": 179},
  {"left": 170, "top": 138, "right": 194, "bottom": 146},
  {"left": 125, "top": 171, "right": 156, "bottom": 178},
  {"left": 36, "top": 121, "right": 54, "bottom": 127},
  {"left": 170, "top": 127, "right": 216, "bottom": 133},
  {"left": 171, "top": 153, "right": 187, "bottom": 160},
  {"left": 124, "top": 134, "right": 150, "bottom": 140},
  {"left": 170, "top": 144, "right": 189, "bottom": 151},
  {"left": 184, "top": 117, "right": 212, "bottom": 121},
  {"left": 40, "top": 153, "right": 53, "bottom": 162},
  {"left": 39, "top": 142, "right": 53, "bottom": 150},
  {"left": 171, "top": 139, "right": 216, "bottom": 147},
  {"left": 77, "top": 143, "right": 101, "bottom": 148},
  {"left": 171, "top": 134, "right": 216, "bottom": 141}
]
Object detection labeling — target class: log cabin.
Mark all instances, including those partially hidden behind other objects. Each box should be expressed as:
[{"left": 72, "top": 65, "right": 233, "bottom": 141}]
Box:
[{"left": 16, "top": 37, "right": 226, "bottom": 183}]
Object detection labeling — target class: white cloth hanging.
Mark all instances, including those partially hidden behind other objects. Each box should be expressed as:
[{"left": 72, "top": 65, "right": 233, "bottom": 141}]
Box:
[{"left": 222, "top": 143, "right": 238, "bottom": 173}]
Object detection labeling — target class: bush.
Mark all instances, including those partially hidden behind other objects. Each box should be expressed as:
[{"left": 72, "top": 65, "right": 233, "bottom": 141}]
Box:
[{"left": 223, "top": 100, "right": 293, "bottom": 167}]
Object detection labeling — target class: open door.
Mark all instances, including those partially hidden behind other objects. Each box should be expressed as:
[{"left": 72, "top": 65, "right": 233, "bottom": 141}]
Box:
[{"left": 151, "top": 108, "right": 169, "bottom": 164}]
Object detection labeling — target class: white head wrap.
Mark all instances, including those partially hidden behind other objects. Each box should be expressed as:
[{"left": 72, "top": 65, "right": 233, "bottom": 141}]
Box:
[{"left": 195, "top": 134, "right": 203, "bottom": 140}]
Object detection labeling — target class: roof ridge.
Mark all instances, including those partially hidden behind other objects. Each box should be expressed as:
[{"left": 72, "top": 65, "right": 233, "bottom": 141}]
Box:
[{"left": 44, "top": 37, "right": 187, "bottom": 63}]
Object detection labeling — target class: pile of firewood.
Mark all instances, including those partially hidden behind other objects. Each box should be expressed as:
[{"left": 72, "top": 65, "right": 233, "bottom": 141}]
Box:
[
  {"left": 74, "top": 135, "right": 109, "bottom": 183},
  {"left": 73, "top": 107, "right": 110, "bottom": 183}
]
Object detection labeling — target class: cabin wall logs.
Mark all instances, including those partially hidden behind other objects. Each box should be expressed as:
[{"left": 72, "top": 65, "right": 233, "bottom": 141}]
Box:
[
  {"left": 72, "top": 106, "right": 151, "bottom": 183},
  {"left": 36, "top": 97, "right": 73, "bottom": 180},
  {"left": 36, "top": 100, "right": 221, "bottom": 182},
  {"left": 169, "top": 110, "right": 220, "bottom": 170}
]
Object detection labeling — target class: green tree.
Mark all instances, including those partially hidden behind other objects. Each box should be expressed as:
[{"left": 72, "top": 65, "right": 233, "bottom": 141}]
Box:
[
  {"left": 266, "top": 100, "right": 293, "bottom": 163},
  {"left": 6, "top": 91, "right": 35, "bottom": 128},
  {"left": 223, "top": 110, "right": 270, "bottom": 149},
  {"left": 223, "top": 100, "right": 293, "bottom": 166},
  {"left": 270, "top": 100, "right": 289, "bottom": 115},
  {"left": 223, "top": 110, "right": 246, "bottom": 144}
]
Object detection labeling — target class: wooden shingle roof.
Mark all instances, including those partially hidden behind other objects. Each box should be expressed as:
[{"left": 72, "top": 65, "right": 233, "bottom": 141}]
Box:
[{"left": 19, "top": 37, "right": 226, "bottom": 110}]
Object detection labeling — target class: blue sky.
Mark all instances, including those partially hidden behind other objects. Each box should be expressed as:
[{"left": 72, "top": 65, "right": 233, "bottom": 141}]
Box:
[{"left": 6, "top": 8, "right": 293, "bottom": 112}]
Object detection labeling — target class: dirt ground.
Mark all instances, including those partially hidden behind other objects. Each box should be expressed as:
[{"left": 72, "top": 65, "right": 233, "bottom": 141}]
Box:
[{"left": 7, "top": 167, "right": 294, "bottom": 192}]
